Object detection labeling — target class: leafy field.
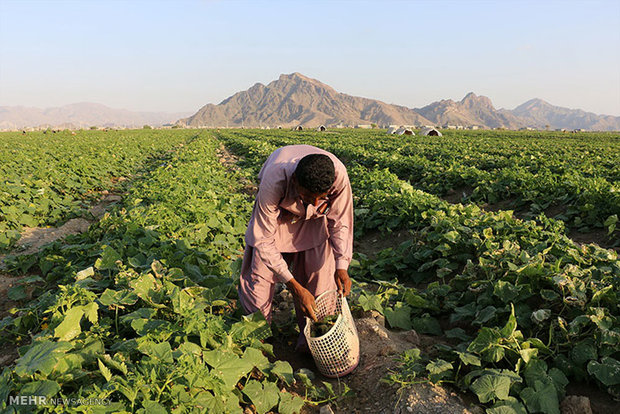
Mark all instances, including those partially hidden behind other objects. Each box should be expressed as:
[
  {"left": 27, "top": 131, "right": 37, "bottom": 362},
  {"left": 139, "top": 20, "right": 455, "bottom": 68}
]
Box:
[
  {"left": 1, "top": 128, "right": 619, "bottom": 413},
  {"left": 0, "top": 130, "right": 194, "bottom": 251},
  {"left": 217, "top": 129, "right": 620, "bottom": 243}
]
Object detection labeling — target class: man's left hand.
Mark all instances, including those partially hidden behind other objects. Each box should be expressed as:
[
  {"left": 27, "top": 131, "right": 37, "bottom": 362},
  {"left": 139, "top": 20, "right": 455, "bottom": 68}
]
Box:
[{"left": 335, "top": 269, "right": 352, "bottom": 297}]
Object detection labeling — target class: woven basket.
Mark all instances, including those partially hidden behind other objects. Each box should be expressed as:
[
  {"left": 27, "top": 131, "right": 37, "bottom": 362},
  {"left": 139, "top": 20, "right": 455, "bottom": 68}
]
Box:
[{"left": 303, "top": 290, "right": 360, "bottom": 378}]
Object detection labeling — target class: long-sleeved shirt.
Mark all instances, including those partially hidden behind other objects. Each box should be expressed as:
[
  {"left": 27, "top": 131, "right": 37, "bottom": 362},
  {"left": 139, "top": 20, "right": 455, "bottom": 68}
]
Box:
[{"left": 245, "top": 145, "right": 354, "bottom": 283}]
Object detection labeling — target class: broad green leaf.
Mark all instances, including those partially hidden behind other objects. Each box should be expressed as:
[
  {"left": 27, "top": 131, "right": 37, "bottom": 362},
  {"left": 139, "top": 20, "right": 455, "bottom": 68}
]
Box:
[
  {"left": 426, "top": 359, "right": 453, "bottom": 375},
  {"left": 426, "top": 359, "right": 453, "bottom": 383},
  {"left": 487, "top": 398, "right": 528, "bottom": 414},
  {"left": 445, "top": 328, "right": 471, "bottom": 342},
  {"left": 95, "top": 245, "right": 121, "bottom": 270},
  {"left": 411, "top": 315, "right": 442, "bottom": 335},
  {"left": 98, "top": 359, "right": 112, "bottom": 382},
  {"left": 99, "top": 289, "right": 139, "bottom": 306},
  {"left": 470, "top": 374, "right": 512, "bottom": 403},
  {"left": 143, "top": 342, "right": 173, "bottom": 363},
  {"left": 457, "top": 352, "right": 481, "bottom": 367},
  {"left": 278, "top": 391, "right": 305, "bottom": 414},
  {"left": 82, "top": 302, "right": 99, "bottom": 324},
  {"left": 519, "top": 348, "right": 538, "bottom": 364},
  {"left": 242, "top": 380, "right": 279, "bottom": 414},
  {"left": 468, "top": 327, "right": 501, "bottom": 354},
  {"left": 7, "top": 285, "right": 27, "bottom": 301},
  {"left": 229, "top": 312, "right": 271, "bottom": 342},
  {"left": 493, "top": 281, "right": 519, "bottom": 303},
  {"left": 14, "top": 341, "right": 72, "bottom": 376},
  {"left": 197, "top": 390, "right": 242, "bottom": 414},
  {"left": 384, "top": 302, "right": 412, "bottom": 330},
  {"left": 268, "top": 360, "right": 295, "bottom": 385},
  {"left": 243, "top": 347, "right": 270, "bottom": 372},
  {"left": 587, "top": 357, "right": 620, "bottom": 386},
  {"left": 404, "top": 290, "right": 428, "bottom": 308},
  {"left": 520, "top": 380, "right": 560, "bottom": 414},
  {"left": 54, "top": 307, "right": 84, "bottom": 340},
  {"left": 20, "top": 380, "right": 61, "bottom": 398},
  {"left": 476, "top": 306, "right": 498, "bottom": 326},
  {"left": 358, "top": 293, "right": 383, "bottom": 313},
  {"left": 0, "top": 368, "right": 11, "bottom": 403},
  {"left": 142, "top": 400, "right": 167, "bottom": 414},
  {"left": 531, "top": 309, "right": 551, "bottom": 324},
  {"left": 571, "top": 340, "right": 597, "bottom": 366},
  {"left": 500, "top": 304, "right": 516, "bottom": 337},
  {"left": 444, "top": 230, "right": 460, "bottom": 243},
  {"left": 204, "top": 350, "right": 254, "bottom": 389},
  {"left": 76, "top": 266, "right": 94, "bottom": 281},
  {"left": 294, "top": 368, "right": 315, "bottom": 387}
]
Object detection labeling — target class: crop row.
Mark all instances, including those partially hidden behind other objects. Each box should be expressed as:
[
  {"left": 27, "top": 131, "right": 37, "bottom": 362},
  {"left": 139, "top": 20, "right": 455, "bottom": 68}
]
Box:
[
  {"left": 0, "top": 130, "right": 193, "bottom": 251},
  {"left": 216, "top": 129, "right": 620, "bottom": 240},
  {"left": 219, "top": 130, "right": 620, "bottom": 413}
]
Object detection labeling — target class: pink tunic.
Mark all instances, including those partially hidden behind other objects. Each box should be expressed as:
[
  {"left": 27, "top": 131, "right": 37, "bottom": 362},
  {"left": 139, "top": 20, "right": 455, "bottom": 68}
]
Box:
[{"left": 245, "top": 145, "right": 353, "bottom": 283}]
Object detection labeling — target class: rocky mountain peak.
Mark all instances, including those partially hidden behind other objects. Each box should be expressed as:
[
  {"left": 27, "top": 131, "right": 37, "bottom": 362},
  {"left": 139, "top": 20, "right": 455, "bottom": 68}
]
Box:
[
  {"left": 177, "top": 74, "right": 619, "bottom": 131},
  {"left": 460, "top": 92, "right": 494, "bottom": 109}
]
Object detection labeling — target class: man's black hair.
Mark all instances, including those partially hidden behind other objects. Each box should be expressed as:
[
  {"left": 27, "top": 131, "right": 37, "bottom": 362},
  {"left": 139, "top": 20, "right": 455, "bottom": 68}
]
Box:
[{"left": 295, "top": 154, "right": 335, "bottom": 194}]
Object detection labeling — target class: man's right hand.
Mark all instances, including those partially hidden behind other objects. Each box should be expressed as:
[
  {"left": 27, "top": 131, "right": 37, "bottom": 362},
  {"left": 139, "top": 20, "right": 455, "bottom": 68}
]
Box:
[{"left": 286, "top": 278, "right": 318, "bottom": 322}]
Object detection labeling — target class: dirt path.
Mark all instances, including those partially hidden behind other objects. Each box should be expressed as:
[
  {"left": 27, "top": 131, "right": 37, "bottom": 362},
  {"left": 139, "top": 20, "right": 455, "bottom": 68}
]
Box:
[
  {"left": 270, "top": 289, "right": 480, "bottom": 414},
  {"left": 0, "top": 193, "right": 123, "bottom": 269}
]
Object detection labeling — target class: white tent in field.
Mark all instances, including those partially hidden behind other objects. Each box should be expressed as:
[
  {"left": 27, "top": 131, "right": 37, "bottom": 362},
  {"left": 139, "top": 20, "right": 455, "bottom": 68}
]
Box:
[
  {"left": 294, "top": 125, "right": 303, "bottom": 131},
  {"left": 419, "top": 127, "right": 442, "bottom": 136},
  {"left": 394, "top": 127, "right": 414, "bottom": 136},
  {"left": 387, "top": 126, "right": 398, "bottom": 134},
  {"left": 316, "top": 125, "right": 326, "bottom": 131}
]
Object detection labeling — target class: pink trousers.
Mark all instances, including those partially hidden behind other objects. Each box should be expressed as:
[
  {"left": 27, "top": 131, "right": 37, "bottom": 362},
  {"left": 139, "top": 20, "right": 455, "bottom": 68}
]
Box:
[{"left": 238, "top": 241, "right": 337, "bottom": 336}]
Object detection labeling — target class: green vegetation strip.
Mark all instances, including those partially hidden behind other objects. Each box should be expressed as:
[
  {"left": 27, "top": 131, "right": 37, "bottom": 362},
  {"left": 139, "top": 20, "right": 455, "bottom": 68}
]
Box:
[
  {"left": 217, "top": 129, "right": 620, "bottom": 239},
  {"left": 0, "top": 130, "right": 196, "bottom": 251}
]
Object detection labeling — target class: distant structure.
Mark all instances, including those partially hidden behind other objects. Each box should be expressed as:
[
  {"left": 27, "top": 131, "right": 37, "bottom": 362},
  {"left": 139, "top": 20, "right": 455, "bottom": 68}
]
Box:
[
  {"left": 394, "top": 126, "right": 414, "bottom": 136},
  {"left": 419, "top": 126, "right": 442, "bottom": 136},
  {"left": 316, "top": 125, "right": 326, "bottom": 132},
  {"left": 355, "top": 124, "right": 372, "bottom": 129},
  {"left": 294, "top": 125, "right": 303, "bottom": 131}
]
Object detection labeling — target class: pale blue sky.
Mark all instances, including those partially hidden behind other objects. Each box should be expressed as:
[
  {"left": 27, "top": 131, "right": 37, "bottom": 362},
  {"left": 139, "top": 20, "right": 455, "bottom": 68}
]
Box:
[{"left": 1, "top": 0, "right": 619, "bottom": 115}]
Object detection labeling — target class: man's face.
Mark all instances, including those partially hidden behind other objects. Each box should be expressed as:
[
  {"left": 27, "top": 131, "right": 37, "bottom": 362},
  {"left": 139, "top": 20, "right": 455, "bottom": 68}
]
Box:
[{"left": 297, "top": 185, "right": 328, "bottom": 207}]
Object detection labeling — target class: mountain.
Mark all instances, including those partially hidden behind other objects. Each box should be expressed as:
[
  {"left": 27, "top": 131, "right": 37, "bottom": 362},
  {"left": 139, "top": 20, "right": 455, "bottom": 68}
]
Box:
[
  {"left": 180, "top": 73, "right": 620, "bottom": 131},
  {"left": 507, "top": 98, "right": 620, "bottom": 131},
  {"left": 0, "top": 103, "right": 190, "bottom": 130},
  {"left": 416, "top": 92, "right": 523, "bottom": 129},
  {"left": 180, "top": 73, "right": 432, "bottom": 128}
]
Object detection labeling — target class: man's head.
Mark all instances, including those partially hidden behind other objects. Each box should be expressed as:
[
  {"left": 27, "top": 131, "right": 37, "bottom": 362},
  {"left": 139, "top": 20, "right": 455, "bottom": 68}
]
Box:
[{"left": 293, "top": 153, "right": 335, "bottom": 206}]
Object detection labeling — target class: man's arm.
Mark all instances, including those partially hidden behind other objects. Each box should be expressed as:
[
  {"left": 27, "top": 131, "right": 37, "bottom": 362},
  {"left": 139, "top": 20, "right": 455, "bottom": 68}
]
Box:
[
  {"left": 248, "top": 177, "right": 295, "bottom": 283},
  {"left": 326, "top": 165, "right": 354, "bottom": 295}
]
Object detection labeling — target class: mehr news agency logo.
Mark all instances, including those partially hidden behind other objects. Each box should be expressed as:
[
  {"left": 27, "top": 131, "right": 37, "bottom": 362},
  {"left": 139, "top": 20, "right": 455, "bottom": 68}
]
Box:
[{"left": 8, "top": 395, "right": 112, "bottom": 407}]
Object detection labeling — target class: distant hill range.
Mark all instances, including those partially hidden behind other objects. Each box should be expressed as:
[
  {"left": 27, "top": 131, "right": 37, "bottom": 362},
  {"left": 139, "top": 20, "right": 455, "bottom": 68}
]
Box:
[
  {"left": 0, "top": 103, "right": 190, "bottom": 130},
  {"left": 180, "top": 73, "right": 620, "bottom": 131}
]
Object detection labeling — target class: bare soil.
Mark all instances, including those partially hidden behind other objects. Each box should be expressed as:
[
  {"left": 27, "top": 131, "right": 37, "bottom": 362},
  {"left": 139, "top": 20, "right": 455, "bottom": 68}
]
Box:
[
  {"left": 1, "top": 193, "right": 123, "bottom": 263},
  {"left": 269, "top": 290, "right": 481, "bottom": 414},
  {"left": 353, "top": 229, "right": 413, "bottom": 259},
  {"left": 216, "top": 143, "right": 258, "bottom": 196},
  {"left": 443, "top": 187, "right": 475, "bottom": 204}
]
